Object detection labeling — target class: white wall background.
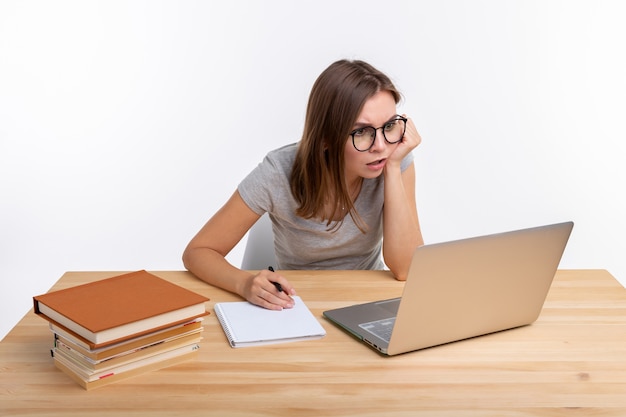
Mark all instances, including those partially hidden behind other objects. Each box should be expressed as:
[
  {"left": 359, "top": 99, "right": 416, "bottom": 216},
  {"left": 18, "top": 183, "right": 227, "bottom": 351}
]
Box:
[{"left": 1, "top": 0, "right": 625, "bottom": 341}]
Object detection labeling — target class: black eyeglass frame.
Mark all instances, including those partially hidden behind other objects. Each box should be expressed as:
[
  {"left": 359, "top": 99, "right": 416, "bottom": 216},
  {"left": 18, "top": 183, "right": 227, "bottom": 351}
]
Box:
[{"left": 348, "top": 115, "right": 408, "bottom": 152}]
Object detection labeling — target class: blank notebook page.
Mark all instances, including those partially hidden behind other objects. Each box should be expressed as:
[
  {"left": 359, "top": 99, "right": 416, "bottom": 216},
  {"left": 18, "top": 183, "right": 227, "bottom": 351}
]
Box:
[{"left": 214, "top": 296, "right": 326, "bottom": 347}]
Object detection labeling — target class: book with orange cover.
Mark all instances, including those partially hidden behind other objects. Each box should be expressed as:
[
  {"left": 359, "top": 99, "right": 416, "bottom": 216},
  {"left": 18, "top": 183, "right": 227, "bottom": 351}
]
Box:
[
  {"left": 52, "top": 319, "right": 204, "bottom": 360},
  {"left": 54, "top": 344, "right": 200, "bottom": 390},
  {"left": 54, "top": 330, "right": 203, "bottom": 371},
  {"left": 34, "top": 270, "right": 209, "bottom": 349}
]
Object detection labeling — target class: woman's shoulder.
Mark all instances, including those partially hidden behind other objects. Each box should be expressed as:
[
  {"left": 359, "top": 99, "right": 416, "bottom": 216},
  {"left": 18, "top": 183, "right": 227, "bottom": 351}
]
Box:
[
  {"left": 260, "top": 143, "right": 298, "bottom": 173},
  {"left": 266, "top": 143, "right": 298, "bottom": 162},
  {"left": 239, "top": 143, "right": 298, "bottom": 214}
]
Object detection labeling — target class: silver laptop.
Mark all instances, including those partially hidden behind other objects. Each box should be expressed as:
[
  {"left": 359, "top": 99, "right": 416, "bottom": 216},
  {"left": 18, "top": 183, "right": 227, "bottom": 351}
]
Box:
[{"left": 323, "top": 221, "right": 574, "bottom": 356}]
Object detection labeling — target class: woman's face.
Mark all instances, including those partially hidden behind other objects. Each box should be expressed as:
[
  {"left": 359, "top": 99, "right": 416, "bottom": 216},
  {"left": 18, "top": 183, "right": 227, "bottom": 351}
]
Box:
[{"left": 343, "top": 90, "right": 399, "bottom": 183}]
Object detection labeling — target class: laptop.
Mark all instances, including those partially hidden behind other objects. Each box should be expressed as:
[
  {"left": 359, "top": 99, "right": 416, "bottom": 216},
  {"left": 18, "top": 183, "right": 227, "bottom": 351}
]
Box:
[{"left": 323, "top": 221, "right": 574, "bottom": 356}]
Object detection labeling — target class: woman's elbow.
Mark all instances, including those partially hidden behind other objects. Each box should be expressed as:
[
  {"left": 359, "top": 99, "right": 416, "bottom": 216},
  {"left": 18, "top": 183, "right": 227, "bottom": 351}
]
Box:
[
  {"left": 392, "top": 271, "right": 408, "bottom": 281},
  {"left": 182, "top": 245, "right": 197, "bottom": 271},
  {"left": 384, "top": 254, "right": 411, "bottom": 281},
  {"left": 387, "top": 264, "right": 409, "bottom": 281}
]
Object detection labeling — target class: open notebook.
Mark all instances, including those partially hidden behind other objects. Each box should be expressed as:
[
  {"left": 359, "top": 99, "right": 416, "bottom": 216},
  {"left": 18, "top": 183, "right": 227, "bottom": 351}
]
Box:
[{"left": 214, "top": 296, "right": 326, "bottom": 347}]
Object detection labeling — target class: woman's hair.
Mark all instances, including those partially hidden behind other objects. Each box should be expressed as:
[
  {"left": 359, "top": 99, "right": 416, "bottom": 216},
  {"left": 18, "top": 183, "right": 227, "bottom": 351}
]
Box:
[{"left": 290, "top": 59, "right": 402, "bottom": 231}]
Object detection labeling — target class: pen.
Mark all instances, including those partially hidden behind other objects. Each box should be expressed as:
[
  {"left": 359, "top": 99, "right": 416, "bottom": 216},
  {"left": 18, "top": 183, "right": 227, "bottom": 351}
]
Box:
[{"left": 268, "top": 266, "right": 283, "bottom": 293}]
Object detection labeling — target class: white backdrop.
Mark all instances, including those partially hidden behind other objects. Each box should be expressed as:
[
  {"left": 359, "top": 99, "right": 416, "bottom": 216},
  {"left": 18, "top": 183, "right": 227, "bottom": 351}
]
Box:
[{"left": 1, "top": 0, "right": 625, "bottom": 341}]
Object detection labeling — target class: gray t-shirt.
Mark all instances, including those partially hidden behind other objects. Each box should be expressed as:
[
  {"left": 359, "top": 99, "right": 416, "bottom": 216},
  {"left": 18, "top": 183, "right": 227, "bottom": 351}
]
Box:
[{"left": 238, "top": 143, "right": 414, "bottom": 270}]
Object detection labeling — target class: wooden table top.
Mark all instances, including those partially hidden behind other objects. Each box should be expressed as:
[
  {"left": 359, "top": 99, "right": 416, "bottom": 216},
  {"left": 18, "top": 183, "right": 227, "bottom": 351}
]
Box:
[{"left": 2, "top": 269, "right": 626, "bottom": 416}]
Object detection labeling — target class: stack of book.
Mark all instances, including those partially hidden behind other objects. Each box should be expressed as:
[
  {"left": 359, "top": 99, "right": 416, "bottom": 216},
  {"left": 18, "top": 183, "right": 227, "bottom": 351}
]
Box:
[{"left": 33, "top": 270, "right": 209, "bottom": 390}]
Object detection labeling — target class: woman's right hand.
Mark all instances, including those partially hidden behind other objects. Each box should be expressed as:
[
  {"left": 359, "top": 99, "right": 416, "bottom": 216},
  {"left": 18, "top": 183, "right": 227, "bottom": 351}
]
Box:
[{"left": 241, "top": 269, "right": 297, "bottom": 310}]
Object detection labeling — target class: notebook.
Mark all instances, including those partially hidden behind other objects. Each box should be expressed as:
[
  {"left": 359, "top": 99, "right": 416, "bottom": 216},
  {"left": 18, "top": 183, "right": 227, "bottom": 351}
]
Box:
[
  {"left": 214, "top": 296, "right": 326, "bottom": 347},
  {"left": 323, "top": 221, "right": 574, "bottom": 356}
]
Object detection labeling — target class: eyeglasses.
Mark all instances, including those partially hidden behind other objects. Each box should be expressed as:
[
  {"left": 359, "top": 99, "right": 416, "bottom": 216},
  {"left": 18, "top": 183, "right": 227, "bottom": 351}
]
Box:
[{"left": 349, "top": 116, "right": 407, "bottom": 152}]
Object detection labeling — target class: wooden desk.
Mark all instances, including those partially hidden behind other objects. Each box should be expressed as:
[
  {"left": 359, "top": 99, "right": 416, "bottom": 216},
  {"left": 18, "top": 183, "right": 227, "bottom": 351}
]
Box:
[{"left": 2, "top": 270, "right": 626, "bottom": 416}]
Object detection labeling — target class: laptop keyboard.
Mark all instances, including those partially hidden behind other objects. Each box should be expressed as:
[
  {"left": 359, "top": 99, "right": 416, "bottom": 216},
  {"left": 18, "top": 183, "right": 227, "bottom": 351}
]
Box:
[{"left": 358, "top": 317, "right": 396, "bottom": 343}]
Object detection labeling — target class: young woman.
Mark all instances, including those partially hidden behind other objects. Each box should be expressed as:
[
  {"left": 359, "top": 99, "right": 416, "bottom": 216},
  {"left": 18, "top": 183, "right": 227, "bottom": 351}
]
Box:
[{"left": 183, "top": 59, "right": 423, "bottom": 310}]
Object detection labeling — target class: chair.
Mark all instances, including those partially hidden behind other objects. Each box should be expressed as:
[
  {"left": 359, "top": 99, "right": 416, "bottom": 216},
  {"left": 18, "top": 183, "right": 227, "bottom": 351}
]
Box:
[{"left": 241, "top": 213, "right": 277, "bottom": 270}]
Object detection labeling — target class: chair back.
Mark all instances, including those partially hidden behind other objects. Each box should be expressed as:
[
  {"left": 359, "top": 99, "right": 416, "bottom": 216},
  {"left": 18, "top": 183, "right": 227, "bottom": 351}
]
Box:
[{"left": 241, "top": 214, "right": 277, "bottom": 270}]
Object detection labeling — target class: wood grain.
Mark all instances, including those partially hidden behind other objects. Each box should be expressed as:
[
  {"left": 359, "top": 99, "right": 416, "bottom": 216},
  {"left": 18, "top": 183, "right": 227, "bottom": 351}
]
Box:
[{"left": 1, "top": 269, "right": 626, "bottom": 416}]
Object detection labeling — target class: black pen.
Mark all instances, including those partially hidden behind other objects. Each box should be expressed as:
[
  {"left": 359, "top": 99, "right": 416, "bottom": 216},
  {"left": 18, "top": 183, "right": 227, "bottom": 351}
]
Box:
[{"left": 268, "top": 266, "right": 284, "bottom": 293}]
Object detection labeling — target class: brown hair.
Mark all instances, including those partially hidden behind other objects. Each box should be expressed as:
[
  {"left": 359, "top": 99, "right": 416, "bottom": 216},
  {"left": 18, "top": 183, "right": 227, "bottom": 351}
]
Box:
[{"left": 289, "top": 59, "right": 402, "bottom": 231}]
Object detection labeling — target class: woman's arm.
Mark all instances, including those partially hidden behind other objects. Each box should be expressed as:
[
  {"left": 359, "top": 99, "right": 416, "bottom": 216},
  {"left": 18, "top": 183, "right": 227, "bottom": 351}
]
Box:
[
  {"left": 382, "top": 117, "right": 424, "bottom": 280},
  {"left": 182, "top": 190, "right": 295, "bottom": 309}
]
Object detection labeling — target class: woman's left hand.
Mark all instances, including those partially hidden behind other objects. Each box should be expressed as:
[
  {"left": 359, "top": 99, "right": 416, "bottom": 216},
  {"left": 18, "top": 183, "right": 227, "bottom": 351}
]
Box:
[{"left": 388, "top": 114, "right": 421, "bottom": 165}]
